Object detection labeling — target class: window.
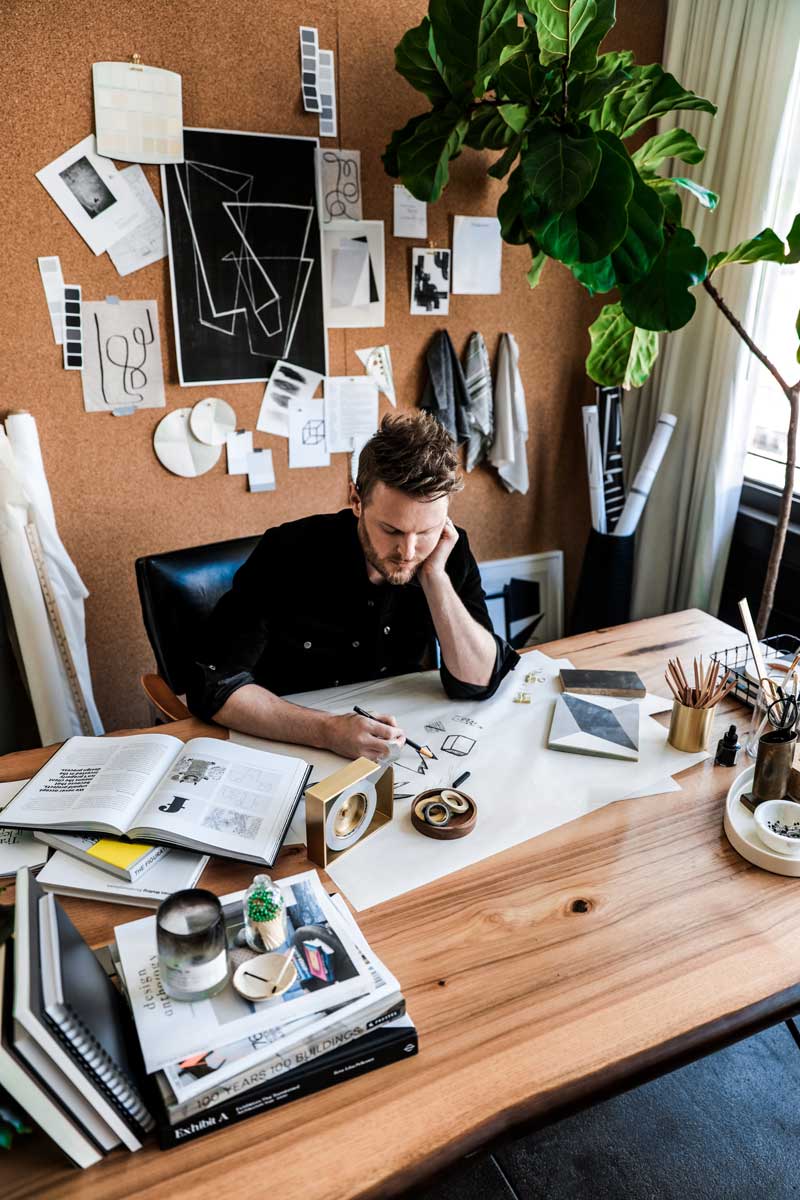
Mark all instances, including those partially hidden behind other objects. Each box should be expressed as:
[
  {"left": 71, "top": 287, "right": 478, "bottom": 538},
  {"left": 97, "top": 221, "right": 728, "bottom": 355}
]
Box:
[{"left": 742, "top": 46, "right": 800, "bottom": 495}]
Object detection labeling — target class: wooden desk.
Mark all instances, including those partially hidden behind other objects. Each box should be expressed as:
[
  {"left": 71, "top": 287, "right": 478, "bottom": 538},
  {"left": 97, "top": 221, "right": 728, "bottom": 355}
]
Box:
[{"left": 4, "top": 610, "right": 797, "bottom": 1200}]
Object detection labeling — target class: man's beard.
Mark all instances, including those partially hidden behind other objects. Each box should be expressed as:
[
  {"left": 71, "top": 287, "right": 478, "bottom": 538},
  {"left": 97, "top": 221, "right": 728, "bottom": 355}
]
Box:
[{"left": 357, "top": 517, "right": 422, "bottom": 585}]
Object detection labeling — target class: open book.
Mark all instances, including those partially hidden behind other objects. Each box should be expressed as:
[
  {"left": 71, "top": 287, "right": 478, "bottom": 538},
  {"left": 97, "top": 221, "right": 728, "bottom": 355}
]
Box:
[{"left": 0, "top": 735, "right": 310, "bottom": 867}]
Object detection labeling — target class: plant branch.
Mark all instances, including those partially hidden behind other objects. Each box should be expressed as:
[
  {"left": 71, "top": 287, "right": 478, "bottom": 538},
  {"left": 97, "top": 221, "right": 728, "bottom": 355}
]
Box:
[
  {"left": 702, "top": 276, "right": 796, "bottom": 399},
  {"left": 560, "top": 58, "right": 568, "bottom": 121}
]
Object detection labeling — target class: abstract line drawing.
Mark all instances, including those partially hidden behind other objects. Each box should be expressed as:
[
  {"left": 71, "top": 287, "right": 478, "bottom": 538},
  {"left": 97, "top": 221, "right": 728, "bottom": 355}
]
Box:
[
  {"left": 321, "top": 149, "right": 361, "bottom": 222},
  {"left": 424, "top": 718, "right": 446, "bottom": 733},
  {"left": 452, "top": 714, "right": 483, "bottom": 729},
  {"left": 162, "top": 129, "right": 326, "bottom": 386},
  {"left": 441, "top": 734, "right": 475, "bottom": 757},
  {"left": 95, "top": 307, "right": 154, "bottom": 404},
  {"left": 301, "top": 418, "right": 325, "bottom": 445},
  {"left": 80, "top": 300, "right": 165, "bottom": 412}
]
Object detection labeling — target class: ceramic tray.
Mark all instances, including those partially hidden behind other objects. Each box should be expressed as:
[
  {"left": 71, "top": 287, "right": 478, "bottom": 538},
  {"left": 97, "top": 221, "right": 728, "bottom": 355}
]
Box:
[{"left": 723, "top": 765, "right": 800, "bottom": 877}]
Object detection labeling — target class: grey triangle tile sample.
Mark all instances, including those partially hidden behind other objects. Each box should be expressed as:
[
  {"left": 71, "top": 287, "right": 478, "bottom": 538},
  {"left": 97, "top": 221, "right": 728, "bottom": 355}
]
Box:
[{"left": 548, "top": 694, "right": 640, "bottom": 761}]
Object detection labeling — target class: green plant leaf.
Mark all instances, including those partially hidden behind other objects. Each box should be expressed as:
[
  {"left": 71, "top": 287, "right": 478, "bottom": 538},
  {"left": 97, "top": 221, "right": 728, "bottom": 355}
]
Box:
[
  {"left": 708, "top": 213, "right": 800, "bottom": 272},
  {"left": 495, "top": 31, "right": 545, "bottom": 102},
  {"left": 395, "top": 18, "right": 452, "bottom": 103},
  {"left": 671, "top": 176, "right": 718, "bottom": 210},
  {"left": 632, "top": 127, "right": 705, "bottom": 172},
  {"left": 586, "top": 301, "right": 659, "bottom": 388},
  {"left": 527, "top": 246, "right": 547, "bottom": 287},
  {"left": 498, "top": 164, "right": 541, "bottom": 243},
  {"left": 429, "top": 0, "right": 518, "bottom": 94},
  {"left": 570, "top": 255, "right": 615, "bottom": 294},
  {"left": 464, "top": 104, "right": 517, "bottom": 149},
  {"left": 487, "top": 133, "right": 525, "bottom": 178},
  {"left": 569, "top": 50, "right": 635, "bottom": 116},
  {"left": 796, "top": 306, "right": 800, "bottom": 363},
  {"left": 396, "top": 107, "right": 471, "bottom": 201},
  {"left": 620, "top": 226, "right": 707, "bottom": 330},
  {"left": 382, "top": 113, "right": 430, "bottom": 177},
  {"left": 499, "top": 103, "right": 530, "bottom": 133},
  {"left": 529, "top": 0, "right": 616, "bottom": 71},
  {"left": 521, "top": 122, "right": 602, "bottom": 212},
  {"left": 600, "top": 132, "right": 665, "bottom": 284},
  {"left": 594, "top": 63, "right": 717, "bottom": 138}
]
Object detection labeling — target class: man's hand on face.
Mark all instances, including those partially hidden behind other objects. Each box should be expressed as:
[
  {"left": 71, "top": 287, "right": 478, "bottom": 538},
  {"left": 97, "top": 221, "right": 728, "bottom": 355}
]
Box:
[
  {"left": 418, "top": 517, "right": 458, "bottom": 582},
  {"left": 325, "top": 712, "right": 406, "bottom": 762}
]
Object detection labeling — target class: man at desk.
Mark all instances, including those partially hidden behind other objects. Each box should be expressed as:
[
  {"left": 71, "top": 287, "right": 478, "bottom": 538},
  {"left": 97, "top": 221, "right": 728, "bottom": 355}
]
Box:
[{"left": 187, "top": 412, "right": 519, "bottom": 760}]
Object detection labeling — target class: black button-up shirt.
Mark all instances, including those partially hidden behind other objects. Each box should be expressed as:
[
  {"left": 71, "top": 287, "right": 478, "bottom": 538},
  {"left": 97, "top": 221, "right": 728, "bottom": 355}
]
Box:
[{"left": 186, "top": 509, "right": 519, "bottom": 722}]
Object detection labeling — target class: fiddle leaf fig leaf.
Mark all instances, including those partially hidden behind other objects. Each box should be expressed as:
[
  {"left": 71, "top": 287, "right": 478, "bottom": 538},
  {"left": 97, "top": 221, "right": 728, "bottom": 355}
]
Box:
[
  {"left": 396, "top": 107, "right": 471, "bottom": 202},
  {"left": 671, "top": 176, "right": 718, "bottom": 210},
  {"left": 521, "top": 123, "right": 602, "bottom": 212},
  {"left": 599, "top": 132, "right": 664, "bottom": 284},
  {"left": 796, "top": 306, "right": 800, "bottom": 363},
  {"left": 586, "top": 302, "right": 659, "bottom": 388},
  {"left": 569, "top": 50, "right": 634, "bottom": 116},
  {"left": 632, "top": 127, "right": 705, "bottom": 172},
  {"left": 527, "top": 247, "right": 547, "bottom": 288},
  {"left": 382, "top": 113, "right": 430, "bottom": 178},
  {"left": 487, "top": 133, "right": 525, "bottom": 178},
  {"left": 708, "top": 213, "right": 800, "bottom": 273},
  {"left": 429, "top": 0, "right": 518, "bottom": 94},
  {"left": 495, "top": 31, "right": 544, "bottom": 102},
  {"left": 621, "top": 226, "right": 707, "bottom": 331},
  {"left": 570, "top": 255, "right": 615, "bottom": 294},
  {"left": 498, "top": 164, "right": 541, "bottom": 243},
  {"left": 465, "top": 104, "right": 518, "bottom": 150},
  {"left": 529, "top": 0, "right": 615, "bottom": 71},
  {"left": 499, "top": 103, "right": 530, "bottom": 133},
  {"left": 593, "top": 63, "right": 717, "bottom": 138},
  {"left": 395, "top": 18, "right": 452, "bottom": 103}
]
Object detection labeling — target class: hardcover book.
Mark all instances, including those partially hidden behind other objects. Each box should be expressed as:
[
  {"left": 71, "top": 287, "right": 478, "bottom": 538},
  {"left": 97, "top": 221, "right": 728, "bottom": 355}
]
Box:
[{"left": 34, "top": 832, "right": 168, "bottom": 880}]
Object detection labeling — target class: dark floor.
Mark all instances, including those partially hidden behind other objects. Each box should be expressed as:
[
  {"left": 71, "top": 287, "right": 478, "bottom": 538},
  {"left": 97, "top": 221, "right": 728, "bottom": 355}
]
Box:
[{"left": 407, "top": 1022, "right": 800, "bottom": 1199}]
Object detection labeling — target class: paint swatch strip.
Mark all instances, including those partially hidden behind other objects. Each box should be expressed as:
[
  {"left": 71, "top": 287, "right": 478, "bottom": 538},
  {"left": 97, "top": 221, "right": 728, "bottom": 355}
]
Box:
[
  {"left": 62, "top": 285, "right": 84, "bottom": 370},
  {"left": 93, "top": 61, "right": 184, "bottom": 165},
  {"left": 318, "top": 48, "right": 337, "bottom": 139},
  {"left": 38, "top": 256, "right": 65, "bottom": 344},
  {"left": 299, "top": 27, "right": 321, "bottom": 113}
]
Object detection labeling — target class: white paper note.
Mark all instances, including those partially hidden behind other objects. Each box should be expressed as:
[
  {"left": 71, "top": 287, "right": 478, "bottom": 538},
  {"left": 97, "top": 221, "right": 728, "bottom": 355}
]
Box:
[
  {"left": 81, "top": 299, "right": 165, "bottom": 411},
  {"left": 324, "top": 377, "right": 379, "bottom": 453},
  {"left": 257, "top": 360, "right": 324, "bottom": 438},
  {"left": 37, "top": 256, "right": 65, "bottom": 344},
  {"left": 393, "top": 185, "right": 427, "bottom": 239},
  {"left": 452, "top": 216, "right": 502, "bottom": 294},
  {"left": 226, "top": 430, "right": 253, "bottom": 475},
  {"left": 331, "top": 239, "right": 370, "bottom": 308},
  {"left": 319, "top": 149, "right": 362, "bottom": 223},
  {"left": 106, "top": 165, "right": 167, "bottom": 276},
  {"left": 354, "top": 345, "right": 396, "bottom": 406},
  {"left": 93, "top": 61, "right": 183, "bottom": 164},
  {"left": 247, "top": 447, "right": 276, "bottom": 492},
  {"left": 36, "top": 135, "right": 146, "bottom": 256},
  {"left": 288, "top": 397, "right": 330, "bottom": 468}
]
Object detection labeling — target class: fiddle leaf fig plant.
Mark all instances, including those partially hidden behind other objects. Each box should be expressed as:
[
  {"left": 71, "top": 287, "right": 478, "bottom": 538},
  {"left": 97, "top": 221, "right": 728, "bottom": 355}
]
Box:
[{"left": 384, "top": 0, "right": 800, "bottom": 636}]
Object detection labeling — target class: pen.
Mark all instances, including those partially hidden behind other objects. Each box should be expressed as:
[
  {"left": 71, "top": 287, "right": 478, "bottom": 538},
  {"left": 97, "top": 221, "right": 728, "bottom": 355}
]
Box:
[
  {"left": 452, "top": 771, "right": 470, "bottom": 789},
  {"left": 353, "top": 705, "right": 437, "bottom": 760}
]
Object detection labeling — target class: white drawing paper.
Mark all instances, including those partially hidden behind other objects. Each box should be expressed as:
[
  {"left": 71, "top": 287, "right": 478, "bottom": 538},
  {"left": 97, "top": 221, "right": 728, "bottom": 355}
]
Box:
[
  {"left": 324, "top": 377, "right": 379, "bottom": 454},
  {"left": 81, "top": 299, "right": 165, "bottom": 412},
  {"left": 452, "top": 216, "right": 502, "bottom": 294},
  {"left": 37, "top": 256, "right": 65, "bottom": 344},
  {"left": 324, "top": 221, "right": 385, "bottom": 328},
  {"left": 35, "top": 135, "right": 146, "bottom": 256},
  {"left": 411, "top": 247, "right": 450, "bottom": 315},
  {"left": 355, "top": 345, "right": 396, "bottom": 406},
  {"left": 317, "top": 49, "right": 337, "bottom": 139},
  {"left": 288, "top": 397, "right": 330, "bottom": 469},
  {"left": 226, "top": 430, "right": 253, "bottom": 475},
  {"left": 257, "top": 360, "right": 324, "bottom": 439},
  {"left": 393, "top": 185, "right": 427, "bottom": 239},
  {"left": 93, "top": 61, "right": 183, "bottom": 164},
  {"left": 299, "top": 27, "right": 321, "bottom": 113},
  {"left": 319, "top": 149, "right": 362, "bottom": 223},
  {"left": 247, "top": 448, "right": 276, "bottom": 492},
  {"left": 106, "top": 165, "right": 167, "bottom": 276}
]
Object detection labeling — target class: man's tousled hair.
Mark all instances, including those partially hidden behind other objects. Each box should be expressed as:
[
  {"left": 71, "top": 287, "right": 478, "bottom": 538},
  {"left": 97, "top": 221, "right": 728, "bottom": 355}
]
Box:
[{"left": 356, "top": 412, "right": 463, "bottom": 503}]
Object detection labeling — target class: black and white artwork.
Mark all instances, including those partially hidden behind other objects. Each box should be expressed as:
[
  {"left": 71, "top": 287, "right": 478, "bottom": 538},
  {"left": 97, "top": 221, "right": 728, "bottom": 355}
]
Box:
[
  {"left": 411, "top": 247, "right": 451, "bottom": 316},
  {"left": 319, "top": 149, "right": 361, "bottom": 222},
  {"left": 59, "top": 156, "right": 115, "bottom": 218},
  {"left": 257, "top": 359, "right": 324, "bottom": 438},
  {"left": 323, "top": 220, "right": 385, "bottom": 328},
  {"left": 80, "top": 299, "right": 165, "bottom": 411},
  {"left": 161, "top": 128, "right": 327, "bottom": 386}
]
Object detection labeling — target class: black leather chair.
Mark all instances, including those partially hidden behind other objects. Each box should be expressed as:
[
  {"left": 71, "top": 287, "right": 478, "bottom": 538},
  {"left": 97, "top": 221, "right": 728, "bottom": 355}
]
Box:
[{"left": 135, "top": 535, "right": 260, "bottom": 720}]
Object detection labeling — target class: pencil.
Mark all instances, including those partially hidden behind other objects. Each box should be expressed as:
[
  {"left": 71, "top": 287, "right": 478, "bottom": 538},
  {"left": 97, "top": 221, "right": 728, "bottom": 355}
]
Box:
[{"left": 353, "top": 705, "right": 437, "bottom": 760}]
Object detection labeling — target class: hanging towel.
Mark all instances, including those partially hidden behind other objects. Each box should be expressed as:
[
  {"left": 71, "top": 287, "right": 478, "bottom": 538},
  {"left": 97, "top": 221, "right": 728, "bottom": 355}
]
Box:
[
  {"left": 419, "top": 330, "right": 470, "bottom": 444},
  {"left": 489, "top": 333, "right": 529, "bottom": 495},
  {"left": 462, "top": 332, "right": 494, "bottom": 471}
]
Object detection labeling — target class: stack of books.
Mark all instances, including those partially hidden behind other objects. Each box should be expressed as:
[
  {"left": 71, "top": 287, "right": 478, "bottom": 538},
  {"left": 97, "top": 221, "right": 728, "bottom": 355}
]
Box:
[
  {"left": 35, "top": 832, "right": 208, "bottom": 908},
  {"left": 1, "top": 868, "right": 415, "bottom": 1165}
]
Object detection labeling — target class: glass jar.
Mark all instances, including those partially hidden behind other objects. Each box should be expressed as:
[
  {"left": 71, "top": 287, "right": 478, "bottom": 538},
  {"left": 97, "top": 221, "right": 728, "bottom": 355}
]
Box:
[
  {"left": 243, "top": 874, "right": 287, "bottom": 952},
  {"left": 156, "top": 889, "right": 229, "bottom": 1002}
]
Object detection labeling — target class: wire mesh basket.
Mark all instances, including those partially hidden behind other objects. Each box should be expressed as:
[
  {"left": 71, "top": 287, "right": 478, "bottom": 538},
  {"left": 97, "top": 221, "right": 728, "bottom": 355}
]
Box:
[{"left": 711, "top": 634, "right": 800, "bottom": 709}]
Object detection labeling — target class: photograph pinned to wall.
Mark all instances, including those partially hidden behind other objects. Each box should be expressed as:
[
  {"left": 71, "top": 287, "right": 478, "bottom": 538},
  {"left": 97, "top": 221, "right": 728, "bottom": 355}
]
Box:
[
  {"left": 257, "top": 360, "right": 324, "bottom": 438},
  {"left": 190, "top": 397, "right": 236, "bottom": 446},
  {"left": 452, "top": 216, "right": 502, "bottom": 295},
  {"left": 81, "top": 299, "right": 165, "bottom": 411},
  {"left": 226, "top": 429, "right": 253, "bottom": 475},
  {"left": 299, "top": 27, "right": 321, "bottom": 113},
  {"left": 317, "top": 49, "right": 337, "bottom": 139},
  {"left": 62, "top": 286, "right": 83, "bottom": 370},
  {"left": 106, "top": 165, "right": 167, "bottom": 276},
  {"left": 36, "top": 135, "right": 146, "bottom": 255},
  {"left": 319, "top": 149, "right": 361, "bottom": 223},
  {"left": 161, "top": 128, "right": 326, "bottom": 386},
  {"left": 323, "top": 220, "right": 385, "bottom": 328},
  {"left": 247, "top": 448, "right": 276, "bottom": 493},
  {"left": 92, "top": 61, "right": 183, "bottom": 165},
  {"left": 354, "top": 345, "right": 395, "bottom": 406},
  {"left": 324, "top": 377, "right": 379, "bottom": 454},
  {"left": 288, "top": 397, "right": 330, "bottom": 469},
  {"left": 37, "top": 256, "right": 65, "bottom": 344},
  {"left": 411, "top": 247, "right": 450, "bottom": 316},
  {"left": 153, "top": 408, "right": 221, "bottom": 477},
  {"left": 393, "top": 185, "right": 427, "bottom": 239}
]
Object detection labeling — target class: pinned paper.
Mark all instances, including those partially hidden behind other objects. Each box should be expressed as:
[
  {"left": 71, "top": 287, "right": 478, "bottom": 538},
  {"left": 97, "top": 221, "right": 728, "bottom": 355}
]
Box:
[
  {"left": 411, "top": 248, "right": 450, "bottom": 315},
  {"left": 107, "top": 165, "right": 167, "bottom": 276},
  {"left": 37, "top": 256, "right": 65, "bottom": 344},
  {"left": 62, "top": 285, "right": 83, "bottom": 369},
  {"left": 153, "top": 408, "right": 221, "bottom": 477},
  {"left": 226, "top": 430, "right": 253, "bottom": 475},
  {"left": 324, "top": 377, "right": 379, "bottom": 454},
  {"left": 354, "top": 345, "right": 396, "bottom": 407},
  {"left": 319, "top": 149, "right": 361, "bottom": 223},
  {"left": 318, "top": 49, "right": 337, "bottom": 138},
  {"left": 289, "top": 397, "right": 330, "bottom": 469},
  {"left": 93, "top": 61, "right": 183, "bottom": 164},
  {"left": 324, "top": 222, "right": 385, "bottom": 328},
  {"left": 393, "top": 185, "right": 427, "bottom": 240},
  {"left": 258, "top": 361, "right": 324, "bottom": 438},
  {"left": 452, "top": 216, "right": 502, "bottom": 295},
  {"left": 247, "top": 448, "right": 276, "bottom": 492},
  {"left": 190, "top": 397, "right": 236, "bottom": 446},
  {"left": 299, "top": 27, "right": 321, "bottom": 113},
  {"left": 81, "top": 299, "right": 165, "bottom": 411}
]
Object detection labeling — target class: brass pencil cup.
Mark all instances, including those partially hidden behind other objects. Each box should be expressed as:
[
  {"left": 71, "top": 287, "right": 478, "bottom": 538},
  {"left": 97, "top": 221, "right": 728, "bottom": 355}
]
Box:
[{"left": 668, "top": 700, "right": 716, "bottom": 753}]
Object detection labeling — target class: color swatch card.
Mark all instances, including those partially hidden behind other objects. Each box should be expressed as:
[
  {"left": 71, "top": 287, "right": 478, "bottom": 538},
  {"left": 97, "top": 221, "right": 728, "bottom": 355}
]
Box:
[
  {"left": 106, "top": 165, "right": 167, "bottom": 276},
  {"left": 299, "top": 27, "right": 321, "bottom": 113},
  {"left": 36, "top": 135, "right": 146, "bottom": 255},
  {"left": 62, "top": 286, "right": 83, "bottom": 370},
  {"left": 317, "top": 49, "right": 337, "bottom": 138},
  {"left": 37, "top": 256, "right": 65, "bottom": 344},
  {"left": 93, "top": 61, "right": 183, "bottom": 164}
]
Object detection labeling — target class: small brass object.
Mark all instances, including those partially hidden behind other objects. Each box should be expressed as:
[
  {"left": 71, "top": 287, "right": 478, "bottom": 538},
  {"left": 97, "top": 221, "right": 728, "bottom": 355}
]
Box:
[{"left": 668, "top": 700, "right": 716, "bottom": 753}]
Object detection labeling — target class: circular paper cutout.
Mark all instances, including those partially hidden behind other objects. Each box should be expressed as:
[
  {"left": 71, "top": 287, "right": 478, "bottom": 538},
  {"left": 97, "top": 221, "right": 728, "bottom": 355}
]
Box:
[{"left": 153, "top": 408, "right": 222, "bottom": 477}]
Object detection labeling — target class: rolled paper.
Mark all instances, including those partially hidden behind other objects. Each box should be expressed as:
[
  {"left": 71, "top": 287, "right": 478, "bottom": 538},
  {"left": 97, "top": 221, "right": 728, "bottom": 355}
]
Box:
[{"left": 613, "top": 413, "right": 677, "bottom": 537}]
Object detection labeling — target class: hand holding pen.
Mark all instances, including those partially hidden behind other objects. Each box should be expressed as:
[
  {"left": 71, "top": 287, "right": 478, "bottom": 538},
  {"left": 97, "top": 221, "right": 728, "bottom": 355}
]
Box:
[{"left": 352, "top": 706, "right": 437, "bottom": 763}]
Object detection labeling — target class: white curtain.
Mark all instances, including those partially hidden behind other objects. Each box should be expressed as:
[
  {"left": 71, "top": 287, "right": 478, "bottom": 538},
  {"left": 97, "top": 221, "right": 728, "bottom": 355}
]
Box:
[
  {"left": 0, "top": 412, "right": 103, "bottom": 743},
  {"left": 624, "top": 0, "right": 800, "bottom": 619}
]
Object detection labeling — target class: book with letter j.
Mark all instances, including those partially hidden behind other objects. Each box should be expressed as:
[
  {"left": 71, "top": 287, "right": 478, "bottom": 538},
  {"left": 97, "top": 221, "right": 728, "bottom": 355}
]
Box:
[{"left": 0, "top": 734, "right": 310, "bottom": 867}]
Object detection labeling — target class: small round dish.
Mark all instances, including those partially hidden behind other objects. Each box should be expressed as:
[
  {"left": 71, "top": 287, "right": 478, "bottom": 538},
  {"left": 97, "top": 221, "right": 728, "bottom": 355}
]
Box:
[
  {"left": 411, "top": 788, "right": 477, "bottom": 840},
  {"left": 232, "top": 952, "right": 297, "bottom": 1001},
  {"left": 753, "top": 799, "right": 800, "bottom": 856}
]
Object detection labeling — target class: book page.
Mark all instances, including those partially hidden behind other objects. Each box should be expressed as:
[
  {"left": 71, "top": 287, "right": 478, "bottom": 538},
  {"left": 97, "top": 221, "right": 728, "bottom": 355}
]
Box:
[{"left": 3, "top": 734, "right": 180, "bottom": 830}]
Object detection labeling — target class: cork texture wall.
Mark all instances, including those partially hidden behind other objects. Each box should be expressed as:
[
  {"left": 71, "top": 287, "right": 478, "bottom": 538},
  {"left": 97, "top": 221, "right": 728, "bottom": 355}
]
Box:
[{"left": 3, "top": 0, "right": 666, "bottom": 732}]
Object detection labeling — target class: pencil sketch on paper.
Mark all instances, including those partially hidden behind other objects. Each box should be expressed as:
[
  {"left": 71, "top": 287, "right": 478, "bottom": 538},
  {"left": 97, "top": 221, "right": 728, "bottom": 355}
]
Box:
[
  {"left": 441, "top": 734, "right": 476, "bottom": 758},
  {"left": 80, "top": 299, "right": 166, "bottom": 412},
  {"left": 320, "top": 149, "right": 361, "bottom": 223}
]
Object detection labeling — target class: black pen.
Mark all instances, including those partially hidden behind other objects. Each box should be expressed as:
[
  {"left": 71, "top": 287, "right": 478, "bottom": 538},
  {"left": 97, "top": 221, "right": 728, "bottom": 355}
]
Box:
[
  {"left": 452, "top": 771, "right": 470, "bottom": 789},
  {"left": 353, "top": 705, "right": 437, "bottom": 760}
]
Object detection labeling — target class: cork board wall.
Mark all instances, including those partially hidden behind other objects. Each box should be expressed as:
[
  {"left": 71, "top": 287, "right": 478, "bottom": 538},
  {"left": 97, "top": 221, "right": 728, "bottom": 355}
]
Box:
[{"left": 4, "top": 0, "right": 666, "bottom": 733}]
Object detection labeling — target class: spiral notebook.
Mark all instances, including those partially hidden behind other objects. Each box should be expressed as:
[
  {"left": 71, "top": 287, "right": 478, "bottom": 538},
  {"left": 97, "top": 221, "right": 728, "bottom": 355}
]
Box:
[{"left": 39, "top": 892, "right": 154, "bottom": 1135}]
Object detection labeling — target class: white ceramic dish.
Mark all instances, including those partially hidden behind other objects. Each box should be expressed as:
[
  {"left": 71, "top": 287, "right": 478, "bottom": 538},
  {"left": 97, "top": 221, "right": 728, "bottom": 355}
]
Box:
[
  {"left": 724, "top": 766, "right": 800, "bottom": 876},
  {"left": 231, "top": 952, "right": 297, "bottom": 1001},
  {"left": 753, "top": 799, "right": 800, "bottom": 855}
]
